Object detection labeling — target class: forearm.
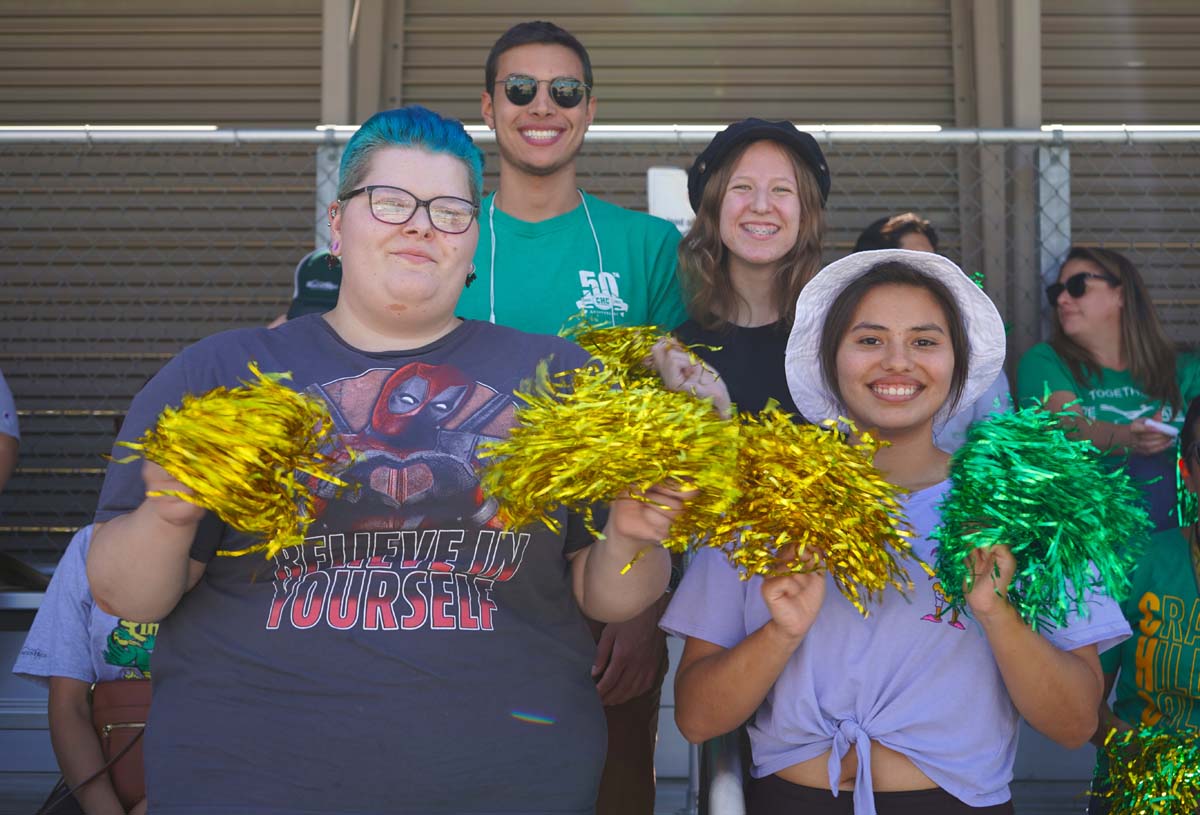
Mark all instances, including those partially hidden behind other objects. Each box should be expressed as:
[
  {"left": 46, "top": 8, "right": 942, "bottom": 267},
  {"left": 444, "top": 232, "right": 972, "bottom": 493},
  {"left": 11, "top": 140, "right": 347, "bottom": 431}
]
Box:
[
  {"left": 1044, "top": 393, "right": 1131, "bottom": 454},
  {"left": 48, "top": 679, "right": 127, "bottom": 815},
  {"left": 978, "top": 603, "right": 1103, "bottom": 748},
  {"left": 574, "top": 525, "right": 670, "bottom": 623},
  {"left": 1066, "top": 416, "right": 1131, "bottom": 454},
  {"left": 87, "top": 499, "right": 198, "bottom": 621},
  {"left": 675, "top": 623, "right": 800, "bottom": 743}
]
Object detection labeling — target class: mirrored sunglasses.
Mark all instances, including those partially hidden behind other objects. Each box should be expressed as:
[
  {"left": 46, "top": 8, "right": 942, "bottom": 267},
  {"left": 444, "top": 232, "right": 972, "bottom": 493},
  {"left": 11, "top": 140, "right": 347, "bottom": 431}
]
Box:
[
  {"left": 500, "top": 74, "right": 590, "bottom": 109},
  {"left": 1044, "top": 271, "right": 1118, "bottom": 307}
]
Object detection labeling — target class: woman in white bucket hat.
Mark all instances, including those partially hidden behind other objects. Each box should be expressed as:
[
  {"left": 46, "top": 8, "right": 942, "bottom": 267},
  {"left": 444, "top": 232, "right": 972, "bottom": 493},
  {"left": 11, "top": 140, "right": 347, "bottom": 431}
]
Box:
[{"left": 661, "top": 249, "right": 1130, "bottom": 815}]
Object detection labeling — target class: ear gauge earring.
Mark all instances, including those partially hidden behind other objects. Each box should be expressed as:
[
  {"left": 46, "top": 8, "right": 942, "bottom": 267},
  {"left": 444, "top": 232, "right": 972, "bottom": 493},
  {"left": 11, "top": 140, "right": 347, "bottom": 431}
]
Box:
[
  {"left": 465, "top": 263, "right": 477, "bottom": 288},
  {"left": 327, "top": 240, "right": 341, "bottom": 269}
]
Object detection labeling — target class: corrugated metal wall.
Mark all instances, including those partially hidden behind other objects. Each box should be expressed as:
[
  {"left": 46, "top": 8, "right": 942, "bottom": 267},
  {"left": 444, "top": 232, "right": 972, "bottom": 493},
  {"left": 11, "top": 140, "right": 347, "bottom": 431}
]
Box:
[
  {"left": 1042, "top": 0, "right": 1200, "bottom": 124},
  {"left": 0, "top": 141, "right": 317, "bottom": 562},
  {"left": 0, "top": 0, "right": 323, "bottom": 126},
  {"left": 0, "top": 0, "right": 324, "bottom": 563},
  {"left": 398, "top": 0, "right": 957, "bottom": 124}
]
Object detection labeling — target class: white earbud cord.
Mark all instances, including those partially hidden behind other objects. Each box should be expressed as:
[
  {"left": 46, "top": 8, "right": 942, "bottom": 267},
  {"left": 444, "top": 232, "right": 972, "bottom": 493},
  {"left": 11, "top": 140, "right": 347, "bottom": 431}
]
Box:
[{"left": 488, "top": 189, "right": 603, "bottom": 324}]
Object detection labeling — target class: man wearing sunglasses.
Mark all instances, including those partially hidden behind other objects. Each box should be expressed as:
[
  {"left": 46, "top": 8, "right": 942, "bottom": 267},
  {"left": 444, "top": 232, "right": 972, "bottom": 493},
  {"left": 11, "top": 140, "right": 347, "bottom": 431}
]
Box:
[
  {"left": 458, "top": 20, "right": 687, "bottom": 815},
  {"left": 460, "top": 20, "right": 686, "bottom": 336}
]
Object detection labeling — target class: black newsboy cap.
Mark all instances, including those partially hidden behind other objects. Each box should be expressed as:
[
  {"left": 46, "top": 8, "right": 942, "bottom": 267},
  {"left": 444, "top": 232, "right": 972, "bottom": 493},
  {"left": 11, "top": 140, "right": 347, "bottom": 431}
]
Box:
[{"left": 687, "top": 118, "right": 831, "bottom": 211}]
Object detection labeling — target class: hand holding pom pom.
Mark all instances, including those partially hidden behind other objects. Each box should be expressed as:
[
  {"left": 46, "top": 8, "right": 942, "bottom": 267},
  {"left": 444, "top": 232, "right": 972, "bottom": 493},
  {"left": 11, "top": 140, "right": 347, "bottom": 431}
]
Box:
[
  {"left": 649, "top": 338, "right": 732, "bottom": 418},
  {"left": 932, "top": 403, "right": 1151, "bottom": 630},
  {"left": 114, "top": 363, "right": 350, "bottom": 559},
  {"left": 761, "top": 545, "right": 827, "bottom": 643},
  {"left": 962, "top": 544, "right": 1016, "bottom": 620},
  {"left": 141, "top": 461, "right": 206, "bottom": 528},
  {"left": 609, "top": 482, "right": 699, "bottom": 549}
]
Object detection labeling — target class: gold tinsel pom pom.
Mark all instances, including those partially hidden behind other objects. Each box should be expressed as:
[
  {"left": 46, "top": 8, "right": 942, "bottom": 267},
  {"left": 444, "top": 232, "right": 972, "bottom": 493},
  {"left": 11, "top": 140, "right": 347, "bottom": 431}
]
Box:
[
  {"left": 482, "top": 321, "right": 922, "bottom": 616},
  {"left": 708, "top": 406, "right": 926, "bottom": 616},
  {"left": 478, "top": 361, "right": 742, "bottom": 544},
  {"left": 114, "top": 363, "right": 348, "bottom": 559},
  {"left": 560, "top": 315, "right": 673, "bottom": 389}
]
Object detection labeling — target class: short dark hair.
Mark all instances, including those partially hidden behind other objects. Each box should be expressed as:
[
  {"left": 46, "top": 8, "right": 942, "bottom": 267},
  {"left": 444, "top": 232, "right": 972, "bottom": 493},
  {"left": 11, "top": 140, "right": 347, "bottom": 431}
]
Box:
[
  {"left": 818, "top": 261, "right": 969, "bottom": 418},
  {"left": 484, "top": 21, "right": 593, "bottom": 92},
  {"left": 854, "top": 212, "right": 939, "bottom": 253}
]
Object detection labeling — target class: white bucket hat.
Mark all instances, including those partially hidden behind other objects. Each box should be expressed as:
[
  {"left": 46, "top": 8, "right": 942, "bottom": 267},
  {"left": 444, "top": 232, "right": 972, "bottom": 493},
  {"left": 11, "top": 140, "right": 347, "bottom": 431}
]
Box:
[{"left": 784, "top": 249, "right": 1006, "bottom": 433}]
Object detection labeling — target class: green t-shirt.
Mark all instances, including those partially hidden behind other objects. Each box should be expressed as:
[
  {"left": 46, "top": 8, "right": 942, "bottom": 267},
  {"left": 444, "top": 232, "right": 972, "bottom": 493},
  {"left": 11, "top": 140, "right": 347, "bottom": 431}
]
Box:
[
  {"left": 1101, "top": 526, "right": 1200, "bottom": 730},
  {"left": 459, "top": 190, "right": 687, "bottom": 335},
  {"left": 1093, "top": 527, "right": 1200, "bottom": 794},
  {"left": 1016, "top": 342, "right": 1200, "bottom": 530}
]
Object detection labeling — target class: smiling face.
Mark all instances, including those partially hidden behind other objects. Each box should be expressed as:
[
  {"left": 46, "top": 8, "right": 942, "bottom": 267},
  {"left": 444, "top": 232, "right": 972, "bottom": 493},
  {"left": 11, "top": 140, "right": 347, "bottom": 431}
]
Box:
[
  {"left": 481, "top": 43, "right": 595, "bottom": 179},
  {"left": 717, "top": 140, "right": 803, "bottom": 278},
  {"left": 834, "top": 283, "right": 956, "bottom": 441},
  {"left": 329, "top": 146, "right": 478, "bottom": 327},
  {"left": 1054, "top": 257, "right": 1124, "bottom": 343}
]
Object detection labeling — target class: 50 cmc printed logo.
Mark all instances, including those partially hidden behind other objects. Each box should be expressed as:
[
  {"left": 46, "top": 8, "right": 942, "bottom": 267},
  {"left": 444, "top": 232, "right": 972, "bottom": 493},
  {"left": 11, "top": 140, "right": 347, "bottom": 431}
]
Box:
[{"left": 575, "top": 269, "right": 629, "bottom": 322}]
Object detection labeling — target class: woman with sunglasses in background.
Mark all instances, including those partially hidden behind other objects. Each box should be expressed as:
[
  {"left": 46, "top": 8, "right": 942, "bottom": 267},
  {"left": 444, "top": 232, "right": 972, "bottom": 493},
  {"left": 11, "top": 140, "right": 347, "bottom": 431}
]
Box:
[
  {"left": 1087, "top": 394, "right": 1200, "bottom": 815},
  {"left": 86, "top": 105, "right": 690, "bottom": 814},
  {"left": 1017, "top": 246, "right": 1200, "bottom": 531}
]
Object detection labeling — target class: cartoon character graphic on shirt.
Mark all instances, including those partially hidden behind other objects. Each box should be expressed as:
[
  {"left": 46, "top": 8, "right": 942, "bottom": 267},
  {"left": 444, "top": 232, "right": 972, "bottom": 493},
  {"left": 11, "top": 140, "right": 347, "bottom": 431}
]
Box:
[
  {"left": 921, "top": 581, "right": 966, "bottom": 630},
  {"left": 308, "top": 362, "right": 515, "bottom": 531},
  {"left": 265, "top": 363, "right": 529, "bottom": 634},
  {"left": 920, "top": 548, "right": 966, "bottom": 630},
  {"left": 103, "top": 619, "right": 158, "bottom": 679}
]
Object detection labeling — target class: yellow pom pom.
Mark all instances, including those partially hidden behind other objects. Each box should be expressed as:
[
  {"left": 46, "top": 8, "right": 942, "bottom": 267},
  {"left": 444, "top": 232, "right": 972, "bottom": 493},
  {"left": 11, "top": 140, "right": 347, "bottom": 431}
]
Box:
[
  {"left": 478, "top": 361, "right": 741, "bottom": 538},
  {"left": 114, "top": 363, "right": 348, "bottom": 559},
  {"left": 699, "top": 406, "right": 927, "bottom": 616}
]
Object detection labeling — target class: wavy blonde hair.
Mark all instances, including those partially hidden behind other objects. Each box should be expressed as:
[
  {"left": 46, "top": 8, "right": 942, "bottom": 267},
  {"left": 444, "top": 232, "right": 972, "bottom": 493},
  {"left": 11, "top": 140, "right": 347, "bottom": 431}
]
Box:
[{"left": 678, "top": 139, "right": 825, "bottom": 331}]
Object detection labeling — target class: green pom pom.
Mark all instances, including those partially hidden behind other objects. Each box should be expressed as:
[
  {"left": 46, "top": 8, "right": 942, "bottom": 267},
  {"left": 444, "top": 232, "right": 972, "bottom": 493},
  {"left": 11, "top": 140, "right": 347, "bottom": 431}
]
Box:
[{"left": 931, "top": 404, "right": 1151, "bottom": 630}]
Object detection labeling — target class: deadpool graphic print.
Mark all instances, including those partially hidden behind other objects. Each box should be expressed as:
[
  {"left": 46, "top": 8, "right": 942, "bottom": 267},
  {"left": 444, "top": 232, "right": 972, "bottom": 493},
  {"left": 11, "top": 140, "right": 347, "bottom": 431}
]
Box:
[
  {"left": 309, "top": 362, "right": 514, "bottom": 531},
  {"left": 265, "top": 362, "right": 532, "bottom": 634}
]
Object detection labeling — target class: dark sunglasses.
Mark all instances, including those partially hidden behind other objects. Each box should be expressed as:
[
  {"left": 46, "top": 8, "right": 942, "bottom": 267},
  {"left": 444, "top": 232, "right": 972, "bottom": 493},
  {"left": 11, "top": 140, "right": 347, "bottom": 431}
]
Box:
[
  {"left": 1044, "top": 271, "right": 1119, "bottom": 307},
  {"left": 498, "top": 74, "right": 590, "bottom": 109}
]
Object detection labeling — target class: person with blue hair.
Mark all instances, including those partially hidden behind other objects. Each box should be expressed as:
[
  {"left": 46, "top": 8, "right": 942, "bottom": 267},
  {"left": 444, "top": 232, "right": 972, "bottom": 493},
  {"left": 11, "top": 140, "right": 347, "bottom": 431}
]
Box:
[{"left": 86, "top": 105, "right": 688, "bottom": 814}]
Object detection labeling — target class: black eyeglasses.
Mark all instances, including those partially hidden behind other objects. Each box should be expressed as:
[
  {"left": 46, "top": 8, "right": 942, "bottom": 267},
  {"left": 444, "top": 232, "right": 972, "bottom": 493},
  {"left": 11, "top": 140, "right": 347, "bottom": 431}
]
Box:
[
  {"left": 497, "top": 74, "right": 590, "bottom": 109},
  {"left": 1044, "top": 271, "right": 1119, "bottom": 307},
  {"left": 340, "top": 185, "right": 478, "bottom": 234}
]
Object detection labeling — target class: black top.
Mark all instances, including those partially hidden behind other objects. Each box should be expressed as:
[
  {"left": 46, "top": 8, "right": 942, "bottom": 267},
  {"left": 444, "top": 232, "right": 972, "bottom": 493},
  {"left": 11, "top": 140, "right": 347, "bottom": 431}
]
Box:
[{"left": 673, "top": 318, "right": 802, "bottom": 418}]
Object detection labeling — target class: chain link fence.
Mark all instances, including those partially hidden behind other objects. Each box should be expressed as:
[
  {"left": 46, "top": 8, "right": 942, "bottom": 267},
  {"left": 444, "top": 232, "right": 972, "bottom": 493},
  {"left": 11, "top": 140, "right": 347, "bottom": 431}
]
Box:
[{"left": 2, "top": 127, "right": 1199, "bottom": 564}]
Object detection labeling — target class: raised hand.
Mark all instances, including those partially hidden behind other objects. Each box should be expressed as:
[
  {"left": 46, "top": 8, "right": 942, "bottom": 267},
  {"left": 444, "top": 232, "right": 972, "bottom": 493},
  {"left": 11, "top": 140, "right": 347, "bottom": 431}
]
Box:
[
  {"left": 607, "top": 482, "right": 696, "bottom": 545},
  {"left": 963, "top": 544, "right": 1017, "bottom": 620},
  {"left": 649, "top": 338, "right": 732, "bottom": 418},
  {"left": 761, "top": 545, "right": 826, "bottom": 643}
]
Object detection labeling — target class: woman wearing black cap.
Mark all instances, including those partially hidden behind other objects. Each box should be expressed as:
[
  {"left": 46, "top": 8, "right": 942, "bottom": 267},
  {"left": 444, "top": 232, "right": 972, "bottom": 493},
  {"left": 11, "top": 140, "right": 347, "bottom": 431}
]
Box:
[{"left": 671, "top": 118, "right": 830, "bottom": 417}]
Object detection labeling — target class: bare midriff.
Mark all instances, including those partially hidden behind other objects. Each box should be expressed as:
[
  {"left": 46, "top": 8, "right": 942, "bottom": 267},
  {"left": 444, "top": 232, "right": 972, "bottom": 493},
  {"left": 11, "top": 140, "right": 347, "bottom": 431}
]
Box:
[{"left": 775, "top": 742, "right": 938, "bottom": 792}]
